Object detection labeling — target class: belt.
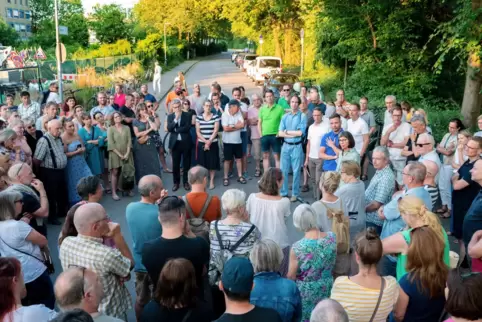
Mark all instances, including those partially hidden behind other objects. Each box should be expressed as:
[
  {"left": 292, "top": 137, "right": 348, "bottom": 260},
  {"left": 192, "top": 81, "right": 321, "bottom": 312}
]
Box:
[{"left": 284, "top": 141, "right": 302, "bottom": 145}]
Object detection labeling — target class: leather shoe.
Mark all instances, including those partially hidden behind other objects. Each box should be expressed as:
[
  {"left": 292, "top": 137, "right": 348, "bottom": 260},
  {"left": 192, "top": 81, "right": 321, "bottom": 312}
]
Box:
[
  {"left": 48, "top": 218, "right": 62, "bottom": 225},
  {"left": 184, "top": 183, "right": 191, "bottom": 191},
  {"left": 172, "top": 184, "right": 179, "bottom": 192}
]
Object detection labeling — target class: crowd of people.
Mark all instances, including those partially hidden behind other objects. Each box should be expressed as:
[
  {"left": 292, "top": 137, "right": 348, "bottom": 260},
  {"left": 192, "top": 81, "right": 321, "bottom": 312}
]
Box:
[{"left": 0, "top": 73, "right": 482, "bottom": 322}]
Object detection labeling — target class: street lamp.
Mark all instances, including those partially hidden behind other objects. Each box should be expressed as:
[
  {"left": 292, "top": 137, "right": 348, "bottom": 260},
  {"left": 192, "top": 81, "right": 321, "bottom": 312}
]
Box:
[
  {"left": 164, "top": 22, "right": 171, "bottom": 66},
  {"left": 54, "top": 0, "right": 63, "bottom": 101},
  {"left": 259, "top": 34, "right": 263, "bottom": 56}
]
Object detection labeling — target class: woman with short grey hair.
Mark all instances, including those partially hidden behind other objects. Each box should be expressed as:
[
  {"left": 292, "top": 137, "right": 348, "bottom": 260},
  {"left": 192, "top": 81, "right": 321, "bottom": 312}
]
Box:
[
  {"left": 0, "top": 128, "right": 25, "bottom": 163},
  {"left": 23, "top": 117, "right": 43, "bottom": 156},
  {"left": 250, "top": 239, "right": 302, "bottom": 322},
  {"left": 0, "top": 190, "right": 55, "bottom": 309},
  {"left": 209, "top": 189, "right": 260, "bottom": 285},
  {"left": 288, "top": 204, "right": 336, "bottom": 322}
]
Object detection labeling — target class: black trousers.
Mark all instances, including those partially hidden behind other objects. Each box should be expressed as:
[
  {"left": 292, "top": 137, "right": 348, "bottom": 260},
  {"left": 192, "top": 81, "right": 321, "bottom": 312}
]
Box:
[
  {"left": 172, "top": 140, "right": 191, "bottom": 184},
  {"left": 22, "top": 269, "right": 55, "bottom": 309},
  {"left": 39, "top": 167, "right": 68, "bottom": 220}
]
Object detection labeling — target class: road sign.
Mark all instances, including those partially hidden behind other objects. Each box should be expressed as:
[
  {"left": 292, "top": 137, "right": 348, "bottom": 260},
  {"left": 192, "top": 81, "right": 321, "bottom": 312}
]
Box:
[
  {"left": 56, "top": 43, "right": 67, "bottom": 63},
  {"left": 259, "top": 34, "right": 264, "bottom": 44},
  {"left": 59, "top": 26, "right": 68, "bottom": 35}
]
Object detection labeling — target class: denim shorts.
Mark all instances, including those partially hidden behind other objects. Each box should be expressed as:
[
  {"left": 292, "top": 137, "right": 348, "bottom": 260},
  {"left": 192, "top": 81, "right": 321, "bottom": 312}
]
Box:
[
  {"left": 261, "top": 135, "right": 281, "bottom": 154},
  {"left": 241, "top": 131, "right": 248, "bottom": 155}
]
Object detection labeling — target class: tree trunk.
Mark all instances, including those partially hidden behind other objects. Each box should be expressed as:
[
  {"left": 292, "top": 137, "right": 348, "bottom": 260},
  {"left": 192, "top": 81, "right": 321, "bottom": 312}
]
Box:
[
  {"left": 273, "top": 25, "right": 282, "bottom": 57},
  {"left": 284, "top": 26, "right": 292, "bottom": 64},
  {"left": 461, "top": 60, "right": 482, "bottom": 128}
]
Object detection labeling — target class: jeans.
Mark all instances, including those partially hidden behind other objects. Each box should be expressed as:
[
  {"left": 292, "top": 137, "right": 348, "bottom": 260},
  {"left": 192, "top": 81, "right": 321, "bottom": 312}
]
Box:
[
  {"left": 439, "top": 164, "right": 453, "bottom": 208},
  {"left": 280, "top": 143, "right": 303, "bottom": 197},
  {"left": 23, "top": 269, "right": 55, "bottom": 309},
  {"left": 308, "top": 158, "right": 323, "bottom": 199},
  {"left": 366, "top": 221, "right": 382, "bottom": 235}
]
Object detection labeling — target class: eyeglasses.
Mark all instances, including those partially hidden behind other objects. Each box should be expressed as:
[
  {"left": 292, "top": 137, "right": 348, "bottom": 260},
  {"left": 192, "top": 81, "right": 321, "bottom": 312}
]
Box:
[
  {"left": 183, "top": 103, "right": 190, "bottom": 106},
  {"left": 15, "top": 163, "right": 25, "bottom": 177},
  {"left": 146, "top": 105, "right": 153, "bottom": 108},
  {"left": 416, "top": 143, "right": 431, "bottom": 147},
  {"left": 68, "top": 265, "right": 86, "bottom": 297},
  {"left": 392, "top": 114, "right": 402, "bottom": 117},
  {"left": 402, "top": 171, "right": 412, "bottom": 177},
  {"left": 282, "top": 89, "right": 290, "bottom": 92},
  {"left": 26, "top": 125, "right": 35, "bottom": 129},
  {"left": 465, "top": 144, "right": 478, "bottom": 150}
]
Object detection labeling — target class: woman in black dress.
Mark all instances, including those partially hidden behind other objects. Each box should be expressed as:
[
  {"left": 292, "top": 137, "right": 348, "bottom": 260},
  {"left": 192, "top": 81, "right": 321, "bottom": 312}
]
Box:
[
  {"left": 452, "top": 136, "right": 482, "bottom": 266},
  {"left": 195, "top": 100, "right": 220, "bottom": 189}
]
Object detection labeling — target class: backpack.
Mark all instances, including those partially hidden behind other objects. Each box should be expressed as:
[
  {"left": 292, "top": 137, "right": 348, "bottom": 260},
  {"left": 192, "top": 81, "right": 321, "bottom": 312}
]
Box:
[
  {"left": 209, "top": 221, "right": 256, "bottom": 285},
  {"left": 321, "top": 201, "right": 350, "bottom": 254},
  {"left": 182, "top": 195, "right": 212, "bottom": 241},
  {"left": 119, "top": 161, "right": 135, "bottom": 192}
]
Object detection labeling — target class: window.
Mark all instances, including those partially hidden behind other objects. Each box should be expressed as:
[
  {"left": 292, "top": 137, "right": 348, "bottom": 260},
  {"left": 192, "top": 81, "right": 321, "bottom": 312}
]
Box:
[
  {"left": 26, "top": 24, "right": 31, "bottom": 32},
  {"left": 7, "top": 0, "right": 11, "bottom": 3},
  {"left": 7, "top": 8, "right": 12, "bottom": 18},
  {"left": 9, "top": 23, "right": 14, "bottom": 29},
  {"left": 20, "top": 0, "right": 22, "bottom": 5},
  {"left": 14, "top": 24, "right": 21, "bottom": 31},
  {"left": 25, "top": 0, "right": 28, "bottom": 6},
  {"left": 20, "top": 24, "right": 25, "bottom": 31},
  {"left": 25, "top": 11, "right": 30, "bottom": 19},
  {"left": 13, "top": 9, "right": 18, "bottom": 17},
  {"left": 14, "top": 0, "right": 17, "bottom": 4},
  {"left": 19, "top": 10, "right": 24, "bottom": 18}
]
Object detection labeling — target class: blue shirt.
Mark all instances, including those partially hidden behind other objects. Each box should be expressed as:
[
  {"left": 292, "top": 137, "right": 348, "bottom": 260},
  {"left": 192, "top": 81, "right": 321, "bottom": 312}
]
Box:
[
  {"left": 125, "top": 202, "right": 162, "bottom": 272},
  {"left": 381, "top": 186, "right": 432, "bottom": 262},
  {"left": 90, "top": 105, "right": 116, "bottom": 117},
  {"left": 394, "top": 273, "right": 445, "bottom": 322},
  {"left": 144, "top": 93, "right": 157, "bottom": 103},
  {"left": 320, "top": 129, "right": 342, "bottom": 171},
  {"left": 307, "top": 101, "right": 326, "bottom": 114},
  {"left": 463, "top": 190, "right": 482, "bottom": 246},
  {"left": 250, "top": 272, "right": 302, "bottom": 322},
  {"left": 279, "top": 111, "right": 307, "bottom": 144}
]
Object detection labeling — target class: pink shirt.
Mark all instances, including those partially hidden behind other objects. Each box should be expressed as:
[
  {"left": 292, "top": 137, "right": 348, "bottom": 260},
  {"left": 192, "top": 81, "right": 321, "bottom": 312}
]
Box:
[
  {"left": 247, "top": 107, "right": 261, "bottom": 139},
  {"left": 114, "top": 93, "right": 126, "bottom": 107},
  {"left": 472, "top": 258, "right": 482, "bottom": 273}
]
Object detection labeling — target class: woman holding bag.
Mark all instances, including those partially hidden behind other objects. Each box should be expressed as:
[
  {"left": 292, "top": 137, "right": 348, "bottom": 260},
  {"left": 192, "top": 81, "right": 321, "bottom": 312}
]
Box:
[
  {"left": 108, "top": 111, "right": 134, "bottom": 200},
  {"left": 133, "top": 103, "right": 162, "bottom": 183}
]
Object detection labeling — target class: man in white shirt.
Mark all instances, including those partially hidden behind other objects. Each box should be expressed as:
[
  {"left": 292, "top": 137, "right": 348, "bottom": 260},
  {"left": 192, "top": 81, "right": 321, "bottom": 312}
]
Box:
[
  {"left": 18, "top": 91, "right": 41, "bottom": 121},
  {"left": 380, "top": 105, "right": 411, "bottom": 190},
  {"left": 347, "top": 103, "right": 369, "bottom": 158},
  {"left": 417, "top": 133, "right": 442, "bottom": 173},
  {"left": 46, "top": 82, "right": 62, "bottom": 104},
  {"left": 222, "top": 100, "right": 246, "bottom": 185},
  {"left": 304, "top": 107, "right": 330, "bottom": 199}
]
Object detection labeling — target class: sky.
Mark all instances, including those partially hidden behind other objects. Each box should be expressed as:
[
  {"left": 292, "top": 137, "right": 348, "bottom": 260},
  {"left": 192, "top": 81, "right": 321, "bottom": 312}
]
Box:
[{"left": 81, "top": 0, "right": 136, "bottom": 13}]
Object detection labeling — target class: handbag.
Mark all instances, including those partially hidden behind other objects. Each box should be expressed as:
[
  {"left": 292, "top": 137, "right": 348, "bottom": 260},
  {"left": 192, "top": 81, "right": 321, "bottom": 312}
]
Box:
[
  {"left": 368, "top": 277, "right": 385, "bottom": 322},
  {"left": 0, "top": 235, "right": 55, "bottom": 274}
]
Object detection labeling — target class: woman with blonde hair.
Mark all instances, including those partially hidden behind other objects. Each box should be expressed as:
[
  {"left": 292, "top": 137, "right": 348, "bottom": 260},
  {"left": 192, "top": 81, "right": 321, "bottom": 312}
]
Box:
[
  {"left": 8, "top": 119, "right": 32, "bottom": 165},
  {"left": 393, "top": 227, "right": 447, "bottom": 322},
  {"left": 312, "top": 171, "right": 347, "bottom": 232},
  {"left": 382, "top": 195, "right": 450, "bottom": 280},
  {"left": 451, "top": 129, "right": 471, "bottom": 170},
  {"left": 401, "top": 101, "right": 415, "bottom": 122}
]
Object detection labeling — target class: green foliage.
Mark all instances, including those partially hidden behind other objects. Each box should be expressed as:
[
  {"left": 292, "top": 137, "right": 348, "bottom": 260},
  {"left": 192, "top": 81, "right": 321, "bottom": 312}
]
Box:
[
  {"left": 89, "top": 4, "right": 131, "bottom": 44},
  {"left": 0, "top": 19, "right": 20, "bottom": 47},
  {"left": 72, "top": 40, "right": 132, "bottom": 59}
]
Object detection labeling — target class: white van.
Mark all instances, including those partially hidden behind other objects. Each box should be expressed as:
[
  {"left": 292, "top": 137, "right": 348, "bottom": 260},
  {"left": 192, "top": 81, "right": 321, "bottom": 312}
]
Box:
[{"left": 253, "top": 56, "right": 282, "bottom": 85}]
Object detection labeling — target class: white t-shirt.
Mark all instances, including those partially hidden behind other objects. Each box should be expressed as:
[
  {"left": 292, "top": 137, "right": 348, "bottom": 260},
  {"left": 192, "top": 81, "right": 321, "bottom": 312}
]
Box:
[
  {"left": 0, "top": 220, "right": 46, "bottom": 283},
  {"left": 225, "top": 102, "right": 248, "bottom": 131},
  {"left": 382, "top": 122, "right": 411, "bottom": 161},
  {"left": 221, "top": 109, "right": 244, "bottom": 144},
  {"left": 347, "top": 117, "right": 369, "bottom": 154},
  {"left": 46, "top": 92, "right": 61, "bottom": 104},
  {"left": 1, "top": 305, "right": 57, "bottom": 322},
  {"left": 307, "top": 121, "right": 330, "bottom": 159}
]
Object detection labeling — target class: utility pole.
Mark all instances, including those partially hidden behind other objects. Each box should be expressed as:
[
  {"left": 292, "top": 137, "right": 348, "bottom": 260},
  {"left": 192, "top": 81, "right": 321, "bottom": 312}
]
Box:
[
  {"left": 54, "top": 0, "right": 62, "bottom": 101},
  {"left": 300, "top": 28, "right": 304, "bottom": 78},
  {"left": 164, "top": 22, "right": 171, "bottom": 66},
  {"left": 259, "top": 34, "right": 263, "bottom": 56}
]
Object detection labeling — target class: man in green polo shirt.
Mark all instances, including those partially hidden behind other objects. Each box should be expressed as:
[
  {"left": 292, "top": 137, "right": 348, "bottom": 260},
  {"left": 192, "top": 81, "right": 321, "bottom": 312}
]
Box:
[{"left": 258, "top": 89, "right": 285, "bottom": 171}]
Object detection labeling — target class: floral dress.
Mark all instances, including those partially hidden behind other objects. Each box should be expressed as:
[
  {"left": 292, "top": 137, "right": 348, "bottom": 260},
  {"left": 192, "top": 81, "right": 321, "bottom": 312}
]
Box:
[{"left": 292, "top": 231, "right": 337, "bottom": 322}]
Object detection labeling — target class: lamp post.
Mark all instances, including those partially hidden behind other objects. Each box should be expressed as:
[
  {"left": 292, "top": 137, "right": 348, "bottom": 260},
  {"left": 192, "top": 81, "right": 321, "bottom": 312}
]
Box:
[
  {"left": 164, "top": 22, "right": 171, "bottom": 66},
  {"left": 259, "top": 34, "right": 263, "bottom": 56},
  {"left": 54, "top": 0, "right": 63, "bottom": 101},
  {"left": 300, "top": 28, "right": 304, "bottom": 78}
]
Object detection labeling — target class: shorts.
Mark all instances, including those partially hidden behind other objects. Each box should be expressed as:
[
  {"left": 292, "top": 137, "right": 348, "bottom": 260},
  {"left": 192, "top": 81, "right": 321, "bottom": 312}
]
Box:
[
  {"left": 391, "top": 159, "right": 406, "bottom": 185},
  {"left": 223, "top": 143, "right": 243, "bottom": 161},
  {"left": 241, "top": 131, "right": 248, "bottom": 155},
  {"left": 261, "top": 135, "right": 281, "bottom": 154},
  {"left": 135, "top": 272, "right": 153, "bottom": 306}
]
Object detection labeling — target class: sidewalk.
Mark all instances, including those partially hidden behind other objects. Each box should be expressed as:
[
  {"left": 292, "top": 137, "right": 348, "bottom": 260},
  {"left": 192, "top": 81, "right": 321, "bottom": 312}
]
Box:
[{"left": 146, "top": 60, "right": 200, "bottom": 102}]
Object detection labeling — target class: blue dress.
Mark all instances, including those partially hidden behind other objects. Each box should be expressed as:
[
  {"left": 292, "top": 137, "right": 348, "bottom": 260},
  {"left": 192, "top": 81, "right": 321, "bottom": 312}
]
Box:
[
  {"left": 78, "top": 126, "right": 106, "bottom": 175},
  {"left": 65, "top": 140, "right": 92, "bottom": 205}
]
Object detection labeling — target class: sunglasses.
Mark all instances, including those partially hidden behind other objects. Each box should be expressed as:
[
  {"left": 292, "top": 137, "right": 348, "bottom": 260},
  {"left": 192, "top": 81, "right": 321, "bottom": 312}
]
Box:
[
  {"left": 26, "top": 125, "right": 35, "bottom": 129},
  {"left": 282, "top": 89, "right": 290, "bottom": 92},
  {"left": 146, "top": 105, "right": 153, "bottom": 108},
  {"left": 68, "top": 265, "right": 86, "bottom": 296}
]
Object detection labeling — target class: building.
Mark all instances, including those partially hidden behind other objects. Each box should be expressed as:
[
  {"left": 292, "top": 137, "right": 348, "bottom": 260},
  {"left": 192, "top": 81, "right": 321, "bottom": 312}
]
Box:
[{"left": 0, "top": 0, "right": 32, "bottom": 40}]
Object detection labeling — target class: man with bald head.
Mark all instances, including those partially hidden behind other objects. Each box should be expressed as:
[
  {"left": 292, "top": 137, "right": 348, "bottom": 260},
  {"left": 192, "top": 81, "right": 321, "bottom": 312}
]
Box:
[
  {"left": 33, "top": 118, "right": 67, "bottom": 225},
  {"left": 310, "top": 299, "right": 349, "bottom": 322},
  {"left": 60, "top": 203, "right": 134, "bottom": 320},
  {"left": 55, "top": 267, "right": 123, "bottom": 321},
  {"left": 125, "top": 174, "right": 167, "bottom": 319},
  {"left": 422, "top": 159, "right": 440, "bottom": 210}
]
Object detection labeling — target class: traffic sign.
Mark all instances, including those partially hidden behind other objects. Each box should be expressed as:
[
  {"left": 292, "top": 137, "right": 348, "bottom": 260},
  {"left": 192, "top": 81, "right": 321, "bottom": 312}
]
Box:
[
  {"left": 59, "top": 26, "right": 68, "bottom": 35},
  {"left": 259, "top": 34, "right": 264, "bottom": 44},
  {"left": 56, "top": 43, "right": 67, "bottom": 63}
]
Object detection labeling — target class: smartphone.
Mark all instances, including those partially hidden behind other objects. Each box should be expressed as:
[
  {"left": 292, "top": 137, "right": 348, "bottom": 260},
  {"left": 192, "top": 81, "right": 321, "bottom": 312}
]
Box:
[{"left": 76, "top": 144, "right": 82, "bottom": 150}]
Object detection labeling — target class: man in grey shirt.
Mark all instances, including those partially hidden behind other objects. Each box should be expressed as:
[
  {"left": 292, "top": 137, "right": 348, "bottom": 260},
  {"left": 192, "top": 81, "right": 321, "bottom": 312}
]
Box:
[{"left": 188, "top": 83, "right": 207, "bottom": 115}]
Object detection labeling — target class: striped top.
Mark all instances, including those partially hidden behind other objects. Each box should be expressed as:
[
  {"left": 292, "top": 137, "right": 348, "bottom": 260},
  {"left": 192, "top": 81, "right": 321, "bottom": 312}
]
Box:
[
  {"left": 196, "top": 113, "right": 219, "bottom": 142},
  {"left": 331, "top": 276, "right": 399, "bottom": 322},
  {"left": 424, "top": 184, "right": 439, "bottom": 210}
]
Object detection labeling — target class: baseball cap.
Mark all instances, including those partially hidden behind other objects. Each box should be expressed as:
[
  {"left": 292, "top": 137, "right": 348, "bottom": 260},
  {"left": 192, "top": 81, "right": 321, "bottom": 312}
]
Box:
[
  {"left": 228, "top": 99, "right": 240, "bottom": 107},
  {"left": 221, "top": 257, "right": 254, "bottom": 294}
]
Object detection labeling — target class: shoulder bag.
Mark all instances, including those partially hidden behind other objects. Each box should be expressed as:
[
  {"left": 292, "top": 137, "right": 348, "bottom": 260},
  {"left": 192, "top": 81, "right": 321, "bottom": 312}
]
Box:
[
  {"left": 368, "top": 277, "right": 385, "bottom": 322},
  {"left": 0, "top": 234, "right": 55, "bottom": 274}
]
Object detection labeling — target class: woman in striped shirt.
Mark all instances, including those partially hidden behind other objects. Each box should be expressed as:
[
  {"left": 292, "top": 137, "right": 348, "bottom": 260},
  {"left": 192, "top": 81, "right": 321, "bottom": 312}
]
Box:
[
  {"left": 331, "top": 228, "right": 399, "bottom": 322},
  {"left": 196, "top": 100, "right": 220, "bottom": 189}
]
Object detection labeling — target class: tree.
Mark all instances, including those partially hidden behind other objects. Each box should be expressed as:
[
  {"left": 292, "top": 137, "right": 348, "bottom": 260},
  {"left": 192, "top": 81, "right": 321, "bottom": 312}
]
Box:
[
  {"left": 89, "top": 4, "right": 130, "bottom": 44},
  {"left": 0, "top": 19, "right": 19, "bottom": 46}
]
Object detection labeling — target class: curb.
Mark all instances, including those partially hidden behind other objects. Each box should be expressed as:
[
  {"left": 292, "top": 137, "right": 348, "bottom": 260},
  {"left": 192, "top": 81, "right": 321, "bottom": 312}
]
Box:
[{"left": 158, "top": 60, "right": 201, "bottom": 102}]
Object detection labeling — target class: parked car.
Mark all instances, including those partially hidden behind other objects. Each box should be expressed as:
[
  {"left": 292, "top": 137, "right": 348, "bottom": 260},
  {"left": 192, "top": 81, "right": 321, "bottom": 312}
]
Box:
[
  {"left": 235, "top": 53, "right": 247, "bottom": 68},
  {"left": 242, "top": 54, "right": 258, "bottom": 72},
  {"left": 247, "top": 60, "right": 257, "bottom": 80},
  {"left": 252, "top": 56, "right": 282, "bottom": 85},
  {"left": 263, "top": 73, "right": 299, "bottom": 93}
]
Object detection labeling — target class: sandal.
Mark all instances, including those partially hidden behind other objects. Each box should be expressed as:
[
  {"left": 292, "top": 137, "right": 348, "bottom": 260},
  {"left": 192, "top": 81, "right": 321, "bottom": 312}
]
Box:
[
  {"left": 163, "top": 168, "right": 173, "bottom": 173},
  {"left": 439, "top": 211, "right": 451, "bottom": 219},
  {"left": 223, "top": 178, "right": 229, "bottom": 186},
  {"left": 254, "top": 169, "right": 261, "bottom": 177},
  {"left": 237, "top": 176, "right": 247, "bottom": 184},
  {"left": 435, "top": 206, "right": 448, "bottom": 214}
]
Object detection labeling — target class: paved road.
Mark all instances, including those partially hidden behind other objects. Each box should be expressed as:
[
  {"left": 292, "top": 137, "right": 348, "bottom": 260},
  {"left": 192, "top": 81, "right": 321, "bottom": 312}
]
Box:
[{"left": 46, "top": 52, "right": 454, "bottom": 321}]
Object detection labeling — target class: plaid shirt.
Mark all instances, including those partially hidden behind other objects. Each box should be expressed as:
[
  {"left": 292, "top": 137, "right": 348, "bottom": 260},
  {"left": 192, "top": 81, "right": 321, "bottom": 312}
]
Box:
[
  {"left": 17, "top": 101, "right": 41, "bottom": 121},
  {"left": 365, "top": 165, "right": 395, "bottom": 226},
  {"left": 33, "top": 133, "right": 67, "bottom": 169},
  {"left": 59, "top": 235, "right": 132, "bottom": 319}
]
